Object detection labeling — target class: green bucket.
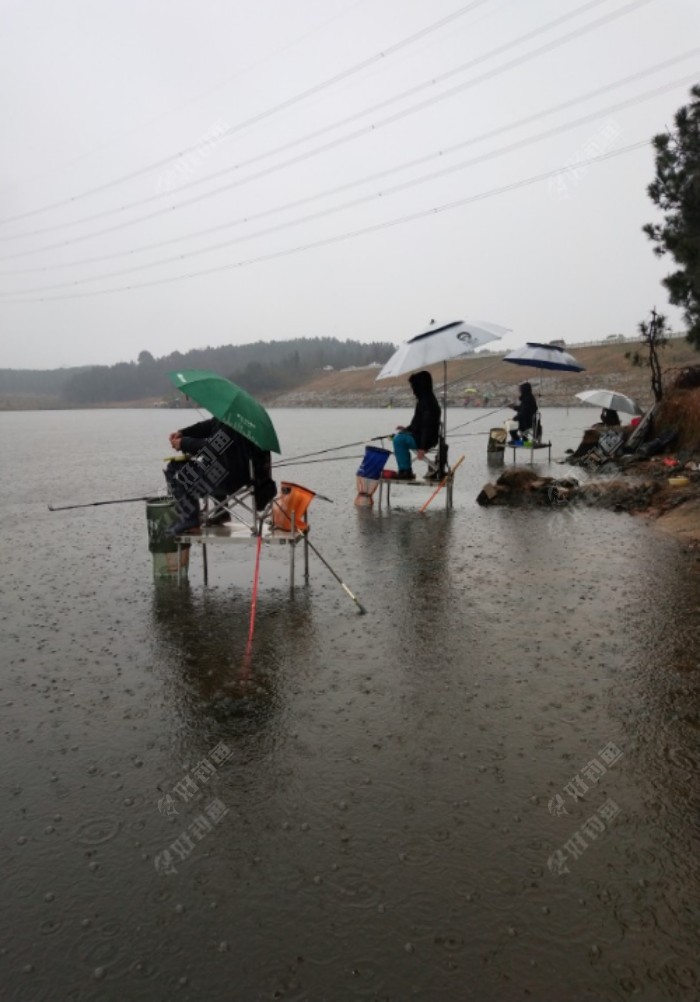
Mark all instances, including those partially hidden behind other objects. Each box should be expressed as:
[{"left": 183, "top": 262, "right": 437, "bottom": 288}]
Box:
[{"left": 146, "top": 497, "right": 190, "bottom": 578}]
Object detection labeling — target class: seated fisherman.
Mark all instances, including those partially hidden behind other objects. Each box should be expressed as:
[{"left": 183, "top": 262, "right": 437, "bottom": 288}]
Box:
[
  {"left": 165, "top": 418, "right": 277, "bottom": 534},
  {"left": 508, "top": 381, "right": 538, "bottom": 442},
  {"left": 599, "top": 407, "right": 620, "bottom": 427},
  {"left": 392, "top": 370, "right": 441, "bottom": 480}
]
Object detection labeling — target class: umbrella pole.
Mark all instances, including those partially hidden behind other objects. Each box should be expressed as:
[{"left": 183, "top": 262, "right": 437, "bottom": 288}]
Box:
[{"left": 443, "top": 360, "right": 448, "bottom": 437}]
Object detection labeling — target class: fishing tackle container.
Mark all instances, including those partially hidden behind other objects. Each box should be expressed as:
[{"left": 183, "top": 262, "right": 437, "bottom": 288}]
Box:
[
  {"left": 354, "top": 445, "right": 391, "bottom": 506},
  {"left": 271, "top": 483, "right": 315, "bottom": 533},
  {"left": 146, "top": 497, "right": 190, "bottom": 578}
]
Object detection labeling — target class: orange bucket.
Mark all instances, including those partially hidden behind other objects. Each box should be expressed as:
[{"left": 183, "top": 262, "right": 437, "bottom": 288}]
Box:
[{"left": 271, "top": 482, "right": 315, "bottom": 532}]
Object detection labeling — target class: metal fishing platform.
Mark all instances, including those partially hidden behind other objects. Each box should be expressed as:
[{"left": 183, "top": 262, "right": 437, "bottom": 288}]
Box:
[
  {"left": 376, "top": 471, "right": 456, "bottom": 509},
  {"left": 173, "top": 521, "right": 309, "bottom": 588},
  {"left": 171, "top": 486, "right": 311, "bottom": 589},
  {"left": 508, "top": 441, "right": 552, "bottom": 464}
]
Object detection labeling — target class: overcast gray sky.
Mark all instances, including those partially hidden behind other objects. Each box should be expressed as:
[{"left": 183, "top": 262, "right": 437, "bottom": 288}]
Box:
[{"left": 1, "top": 0, "right": 698, "bottom": 369}]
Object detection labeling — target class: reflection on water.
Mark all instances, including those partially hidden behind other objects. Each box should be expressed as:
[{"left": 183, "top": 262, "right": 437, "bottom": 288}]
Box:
[
  {"left": 1, "top": 409, "right": 699, "bottom": 1001},
  {"left": 149, "top": 582, "right": 314, "bottom": 733}
]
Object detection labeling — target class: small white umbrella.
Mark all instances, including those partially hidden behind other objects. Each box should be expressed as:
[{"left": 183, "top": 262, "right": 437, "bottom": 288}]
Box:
[
  {"left": 575, "top": 389, "right": 642, "bottom": 415},
  {"left": 377, "top": 320, "right": 508, "bottom": 381},
  {"left": 376, "top": 319, "right": 508, "bottom": 437}
]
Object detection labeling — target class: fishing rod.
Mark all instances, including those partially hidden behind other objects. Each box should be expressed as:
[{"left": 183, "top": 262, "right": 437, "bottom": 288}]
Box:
[
  {"left": 48, "top": 493, "right": 162, "bottom": 512},
  {"left": 420, "top": 455, "right": 465, "bottom": 513},
  {"left": 243, "top": 533, "right": 264, "bottom": 663},
  {"left": 305, "top": 537, "right": 366, "bottom": 615},
  {"left": 448, "top": 405, "right": 510, "bottom": 434},
  {"left": 272, "top": 434, "right": 390, "bottom": 466},
  {"left": 447, "top": 431, "right": 491, "bottom": 438},
  {"left": 272, "top": 453, "right": 364, "bottom": 468}
]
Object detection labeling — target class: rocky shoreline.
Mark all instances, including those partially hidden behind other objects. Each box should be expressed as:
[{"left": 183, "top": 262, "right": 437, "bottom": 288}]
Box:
[{"left": 476, "top": 446, "right": 700, "bottom": 554}]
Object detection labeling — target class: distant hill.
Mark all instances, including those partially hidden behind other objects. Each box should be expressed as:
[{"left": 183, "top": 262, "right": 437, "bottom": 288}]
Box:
[
  {"left": 0, "top": 337, "right": 395, "bottom": 408},
  {"left": 269, "top": 337, "right": 700, "bottom": 409},
  {"left": 0, "top": 366, "right": 89, "bottom": 409},
  {"left": 1, "top": 335, "right": 698, "bottom": 410}
]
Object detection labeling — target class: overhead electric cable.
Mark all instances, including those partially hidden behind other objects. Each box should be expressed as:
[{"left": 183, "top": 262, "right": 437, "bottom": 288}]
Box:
[
  {"left": 0, "top": 76, "right": 691, "bottom": 296},
  {"left": 1, "top": 55, "right": 694, "bottom": 275},
  {"left": 0, "top": 0, "right": 492, "bottom": 228},
  {"left": 0, "top": 139, "right": 650, "bottom": 304},
  {"left": 19, "top": 0, "right": 374, "bottom": 187},
  {"left": 0, "top": 0, "right": 647, "bottom": 246}
]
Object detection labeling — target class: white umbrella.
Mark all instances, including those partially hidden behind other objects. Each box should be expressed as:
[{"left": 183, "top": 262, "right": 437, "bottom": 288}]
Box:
[
  {"left": 376, "top": 319, "right": 508, "bottom": 435},
  {"left": 377, "top": 320, "right": 508, "bottom": 381},
  {"left": 376, "top": 319, "right": 507, "bottom": 476},
  {"left": 575, "top": 389, "right": 642, "bottom": 415}
]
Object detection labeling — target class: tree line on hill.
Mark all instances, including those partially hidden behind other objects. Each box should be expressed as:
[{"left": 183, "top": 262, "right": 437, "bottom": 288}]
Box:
[{"left": 0, "top": 338, "right": 396, "bottom": 404}]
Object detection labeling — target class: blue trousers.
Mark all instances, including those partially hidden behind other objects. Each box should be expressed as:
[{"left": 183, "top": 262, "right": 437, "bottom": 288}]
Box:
[{"left": 393, "top": 431, "right": 417, "bottom": 471}]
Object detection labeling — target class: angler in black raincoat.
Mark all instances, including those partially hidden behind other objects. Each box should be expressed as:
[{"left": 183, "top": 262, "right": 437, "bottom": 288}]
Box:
[
  {"left": 165, "top": 418, "right": 276, "bottom": 534},
  {"left": 509, "top": 381, "right": 539, "bottom": 442},
  {"left": 392, "top": 370, "right": 441, "bottom": 480}
]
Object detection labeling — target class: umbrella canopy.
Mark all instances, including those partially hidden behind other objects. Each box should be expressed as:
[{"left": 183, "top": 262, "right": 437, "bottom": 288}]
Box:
[
  {"left": 376, "top": 320, "right": 508, "bottom": 381},
  {"left": 503, "top": 342, "right": 584, "bottom": 372},
  {"left": 167, "top": 369, "right": 281, "bottom": 453},
  {"left": 575, "top": 389, "right": 642, "bottom": 415}
]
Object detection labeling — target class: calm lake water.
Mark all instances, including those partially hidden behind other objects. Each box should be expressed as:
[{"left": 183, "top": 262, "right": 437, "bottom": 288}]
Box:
[{"left": 1, "top": 408, "right": 699, "bottom": 1002}]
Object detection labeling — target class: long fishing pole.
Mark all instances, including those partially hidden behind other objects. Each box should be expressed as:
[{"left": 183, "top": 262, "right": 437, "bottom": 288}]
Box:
[
  {"left": 420, "top": 455, "right": 465, "bottom": 513},
  {"left": 272, "top": 434, "right": 390, "bottom": 466},
  {"left": 305, "top": 537, "right": 366, "bottom": 615},
  {"left": 448, "top": 405, "right": 511, "bottom": 434},
  {"left": 243, "top": 533, "right": 264, "bottom": 663},
  {"left": 273, "top": 454, "right": 364, "bottom": 468},
  {"left": 447, "top": 431, "right": 490, "bottom": 438},
  {"left": 48, "top": 493, "right": 161, "bottom": 512}
]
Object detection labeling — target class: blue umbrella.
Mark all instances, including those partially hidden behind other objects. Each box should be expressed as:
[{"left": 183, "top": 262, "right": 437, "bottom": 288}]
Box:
[
  {"left": 503, "top": 342, "right": 584, "bottom": 372},
  {"left": 503, "top": 343, "right": 584, "bottom": 431}
]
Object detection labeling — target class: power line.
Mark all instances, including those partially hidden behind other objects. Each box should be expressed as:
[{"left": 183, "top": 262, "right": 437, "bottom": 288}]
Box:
[
  {"left": 0, "top": 71, "right": 691, "bottom": 297},
  {"left": 17, "top": 0, "right": 374, "bottom": 187},
  {"left": 0, "top": 0, "right": 653, "bottom": 247},
  {"left": 0, "top": 0, "right": 492, "bottom": 228},
  {"left": 2, "top": 54, "right": 694, "bottom": 276},
  {"left": 0, "top": 140, "right": 650, "bottom": 304}
]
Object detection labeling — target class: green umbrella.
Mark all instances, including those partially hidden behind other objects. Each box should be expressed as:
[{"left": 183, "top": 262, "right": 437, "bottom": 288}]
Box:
[{"left": 167, "top": 369, "right": 281, "bottom": 453}]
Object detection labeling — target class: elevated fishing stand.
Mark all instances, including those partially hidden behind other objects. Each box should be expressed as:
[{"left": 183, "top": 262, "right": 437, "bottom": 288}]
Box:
[
  {"left": 378, "top": 470, "right": 456, "bottom": 509},
  {"left": 508, "top": 441, "right": 552, "bottom": 464},
  {"left": 376, "top": 434, "right": 461, "bottom": 510},
  {"left": 173, "top": 487, "right": 310, "bottom": 591}
]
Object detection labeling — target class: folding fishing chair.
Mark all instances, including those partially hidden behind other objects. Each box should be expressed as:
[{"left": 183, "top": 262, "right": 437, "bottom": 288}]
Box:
[
  {"left": 419, "top": 433, "right": 449, "bottom": 481},
  {"left": 173, "top": 482, "right": 312, "bottom": 589},
  {"left": 200, "top": 484, "right": 272, "bottom": 534}
]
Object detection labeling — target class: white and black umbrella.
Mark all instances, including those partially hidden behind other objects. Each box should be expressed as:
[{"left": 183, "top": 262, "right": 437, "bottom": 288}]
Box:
[
  {"left": 503, "top": 342, "right": 584, "bottom": 372},
  {"left": 503, "top": 341, "right": 585, "bottom": 411},
  {"left": 575, "top": 389, "right": 642, "bottom": 415},
  {"left": 376, "top": 319, "right": 508, "bottom": 432}
]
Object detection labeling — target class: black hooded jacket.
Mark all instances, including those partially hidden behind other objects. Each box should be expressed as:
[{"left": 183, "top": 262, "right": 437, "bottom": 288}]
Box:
[
  {"left": 178, "top": 417, "right": 275, "bottom": 508},
  {"left": 405, "top": 370, "right": 441, "bottom": 450},
  {"left": 512, "top": 384, "right": 538, "bottom": 432}
]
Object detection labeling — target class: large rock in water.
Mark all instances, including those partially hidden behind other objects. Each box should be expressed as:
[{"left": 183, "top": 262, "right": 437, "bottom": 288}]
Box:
[
  {"left": 476, "top": 468, "right": 572, "bottom": 506},
  {"left": 475, "top": 469, "right": 661, "bottom": 510}
]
